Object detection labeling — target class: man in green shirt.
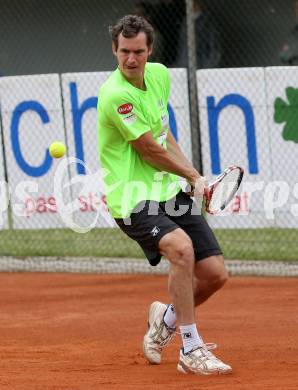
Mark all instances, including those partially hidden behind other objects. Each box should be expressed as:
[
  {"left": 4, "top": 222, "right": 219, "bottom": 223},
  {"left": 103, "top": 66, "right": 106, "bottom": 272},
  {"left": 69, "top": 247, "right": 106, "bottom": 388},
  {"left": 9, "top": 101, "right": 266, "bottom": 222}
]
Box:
[{"left": 97, "top": 15, "right": 232, "bottom": 375}]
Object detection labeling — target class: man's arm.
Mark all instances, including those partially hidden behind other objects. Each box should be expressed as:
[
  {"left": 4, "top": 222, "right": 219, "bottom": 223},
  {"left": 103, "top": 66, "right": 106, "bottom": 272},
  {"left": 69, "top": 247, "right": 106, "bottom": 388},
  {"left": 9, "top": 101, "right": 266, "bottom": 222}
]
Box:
[
  {"left": 166, "top": 130, "right": 194, "bottom": 170},
  {"left": 129, "top": 131, "right": 201, "bottom": 188}
]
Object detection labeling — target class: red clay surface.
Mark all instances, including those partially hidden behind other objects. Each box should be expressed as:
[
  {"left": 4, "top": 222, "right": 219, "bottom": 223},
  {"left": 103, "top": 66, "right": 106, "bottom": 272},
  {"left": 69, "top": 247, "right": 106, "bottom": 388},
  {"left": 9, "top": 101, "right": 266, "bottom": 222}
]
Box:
[{"left": 0, "top": 273, "right": 297, "bottom": 390}]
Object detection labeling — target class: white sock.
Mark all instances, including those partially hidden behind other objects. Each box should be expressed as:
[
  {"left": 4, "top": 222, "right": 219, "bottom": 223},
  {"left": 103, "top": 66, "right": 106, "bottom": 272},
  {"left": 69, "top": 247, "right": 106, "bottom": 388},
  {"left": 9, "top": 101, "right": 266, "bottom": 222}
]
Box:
[
  {"left": 179, "top": 324, "right": 203, "bottom": 354},
  {"left": 163, "top": 304, "right": 176, "bottom": 329}
]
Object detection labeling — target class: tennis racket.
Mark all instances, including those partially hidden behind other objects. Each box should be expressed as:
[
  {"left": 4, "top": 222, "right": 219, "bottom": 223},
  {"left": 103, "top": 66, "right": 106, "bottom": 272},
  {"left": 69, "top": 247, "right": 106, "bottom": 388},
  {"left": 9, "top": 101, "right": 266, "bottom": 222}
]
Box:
[{"left": 204, "top": 165, "right": 244, "bottom": 214}]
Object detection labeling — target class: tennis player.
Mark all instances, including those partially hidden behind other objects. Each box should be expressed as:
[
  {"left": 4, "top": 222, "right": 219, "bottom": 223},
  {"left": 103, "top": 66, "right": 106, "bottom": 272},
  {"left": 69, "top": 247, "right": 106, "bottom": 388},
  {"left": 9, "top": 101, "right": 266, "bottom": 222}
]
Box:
[{"left": 97, "top": 14, "right": 232, "bottom": 375}]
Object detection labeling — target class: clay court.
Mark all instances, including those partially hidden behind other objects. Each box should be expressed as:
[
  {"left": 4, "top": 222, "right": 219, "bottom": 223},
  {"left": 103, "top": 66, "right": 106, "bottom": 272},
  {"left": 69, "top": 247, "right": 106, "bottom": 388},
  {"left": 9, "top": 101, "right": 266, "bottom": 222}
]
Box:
[{"left": 0, "top": 272, "right": 297, "bottom": 390}]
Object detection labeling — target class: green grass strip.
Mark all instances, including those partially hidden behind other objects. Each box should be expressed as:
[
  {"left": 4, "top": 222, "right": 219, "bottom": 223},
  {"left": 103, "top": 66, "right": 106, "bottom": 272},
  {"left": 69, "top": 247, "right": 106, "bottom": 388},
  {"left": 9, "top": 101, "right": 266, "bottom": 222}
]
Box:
[{"left": 0, "top": 227, "right": 297, "bottom": 261}]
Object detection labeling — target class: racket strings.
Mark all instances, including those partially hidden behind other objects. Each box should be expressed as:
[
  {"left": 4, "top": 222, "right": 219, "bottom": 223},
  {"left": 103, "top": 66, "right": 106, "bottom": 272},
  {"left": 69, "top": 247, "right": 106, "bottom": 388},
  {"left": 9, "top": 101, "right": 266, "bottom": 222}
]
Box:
[{"left": 209, "top": 169, "right": 241, "bottom": 212}]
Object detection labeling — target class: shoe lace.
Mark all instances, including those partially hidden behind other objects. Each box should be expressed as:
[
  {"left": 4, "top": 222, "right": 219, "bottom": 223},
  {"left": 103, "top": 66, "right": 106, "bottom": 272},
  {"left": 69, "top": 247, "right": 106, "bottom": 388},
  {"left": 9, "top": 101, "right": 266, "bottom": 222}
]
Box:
[
  {"left": 205, "top": 342, "right": 217, "bottom": 351},
  {"left": 201, "top": 345, "right": 222, "bottom": 362},
  {"left": 151, "top": 321, "right": 175, "bottom": 349}
]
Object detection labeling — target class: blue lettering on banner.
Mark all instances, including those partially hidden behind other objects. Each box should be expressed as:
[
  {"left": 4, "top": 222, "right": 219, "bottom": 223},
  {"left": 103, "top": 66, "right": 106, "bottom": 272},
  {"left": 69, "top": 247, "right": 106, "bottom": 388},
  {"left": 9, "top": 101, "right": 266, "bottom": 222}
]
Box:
[
  {"left": 70, "top": 82, "right": 98, "bottom": 175},
  {"left": 168, "top": 103, "right": 178, "bottom": 141},
  {"left": 207, "top": 94, "right": 259, "bottom": 175},
  {"left": 11, "top": 100, "right": 52, "bottom": 177}
]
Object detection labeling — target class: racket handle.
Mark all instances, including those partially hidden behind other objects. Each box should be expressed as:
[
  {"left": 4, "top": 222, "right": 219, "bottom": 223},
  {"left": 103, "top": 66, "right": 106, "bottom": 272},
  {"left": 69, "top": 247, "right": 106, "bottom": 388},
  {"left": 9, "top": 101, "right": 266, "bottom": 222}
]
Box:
[
  {"left": 185, "top": 183, "right": 193, "bottom": 193},
  {"left": 185, "top": 184, "right": 209, "bottom": 197},
  {"left": 204, "top": 187, "right": 210, "bottom": 197}
]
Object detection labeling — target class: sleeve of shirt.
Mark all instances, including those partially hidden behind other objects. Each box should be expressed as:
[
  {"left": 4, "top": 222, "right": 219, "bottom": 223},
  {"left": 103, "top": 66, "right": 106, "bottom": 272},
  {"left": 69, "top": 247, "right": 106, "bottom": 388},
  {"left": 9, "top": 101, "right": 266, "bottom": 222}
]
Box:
[{"left": 103, "top": 91, "right": 150, "bottom": 141}]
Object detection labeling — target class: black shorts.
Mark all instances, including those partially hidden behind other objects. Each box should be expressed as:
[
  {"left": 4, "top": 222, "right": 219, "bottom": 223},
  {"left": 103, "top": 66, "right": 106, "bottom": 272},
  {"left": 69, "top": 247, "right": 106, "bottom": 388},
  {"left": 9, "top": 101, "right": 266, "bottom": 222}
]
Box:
[{"left": 115, "top": 191, "right": 222, "bottom": 266}]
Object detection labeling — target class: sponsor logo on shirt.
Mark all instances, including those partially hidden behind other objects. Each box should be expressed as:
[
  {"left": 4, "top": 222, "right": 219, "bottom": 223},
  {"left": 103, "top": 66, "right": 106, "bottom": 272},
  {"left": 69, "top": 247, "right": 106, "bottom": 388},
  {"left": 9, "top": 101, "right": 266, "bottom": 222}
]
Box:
[
  {"left": 157, "top": 130, "right": 167, "bottom": 145},
  {"left": 123, "top": 113, "right": 137, "bottom": 125},
  {"left": 161, "top": 114, "right": 169, "bottom": 128},
  {"left": 157, "top": 98, "right": 164, "bottom": 108},
  {"left": 117, "top": 103, "right": 133, "bottom": 115}
]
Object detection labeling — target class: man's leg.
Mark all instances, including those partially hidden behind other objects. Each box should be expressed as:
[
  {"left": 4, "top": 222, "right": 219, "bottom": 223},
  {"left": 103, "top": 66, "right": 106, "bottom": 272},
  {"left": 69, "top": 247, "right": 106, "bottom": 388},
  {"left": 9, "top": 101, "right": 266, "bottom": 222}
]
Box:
[
  {"left": 143, "top": 227, "right": 196, "bottom": 364},
  {"left": 193, "top": 255, "right": 229, "bottom": 307},
  {"left": 158, "top": 228, "right": 196, "bottom": 325},
  {"left": 157, "top": 229, "right": 232, "bottom": 375}
]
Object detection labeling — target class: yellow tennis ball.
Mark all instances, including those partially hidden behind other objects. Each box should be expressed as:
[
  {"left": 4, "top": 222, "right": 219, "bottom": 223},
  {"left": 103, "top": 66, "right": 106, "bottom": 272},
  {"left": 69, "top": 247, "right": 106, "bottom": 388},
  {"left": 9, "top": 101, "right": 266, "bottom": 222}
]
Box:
[{"left": 49, "top": 141, "right": 66, "bottom": 158}]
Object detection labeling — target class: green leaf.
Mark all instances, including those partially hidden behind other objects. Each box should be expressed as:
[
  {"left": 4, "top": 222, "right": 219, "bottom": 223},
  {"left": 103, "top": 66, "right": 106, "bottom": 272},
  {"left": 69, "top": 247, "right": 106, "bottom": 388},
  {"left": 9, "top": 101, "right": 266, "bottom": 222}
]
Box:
[{"left": 274, "top": 87, "right": 298, "bottom": 143}]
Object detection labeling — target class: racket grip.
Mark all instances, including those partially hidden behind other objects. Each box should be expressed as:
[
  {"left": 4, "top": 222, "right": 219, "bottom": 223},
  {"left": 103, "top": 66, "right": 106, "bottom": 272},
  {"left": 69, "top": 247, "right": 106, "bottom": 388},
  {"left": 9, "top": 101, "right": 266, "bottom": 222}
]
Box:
[
  {"left": 185, "top": 183, "right": 193, "bottom": 193},
  {"left": 185, "top": 184, "right": 209, "bottom": 196}
]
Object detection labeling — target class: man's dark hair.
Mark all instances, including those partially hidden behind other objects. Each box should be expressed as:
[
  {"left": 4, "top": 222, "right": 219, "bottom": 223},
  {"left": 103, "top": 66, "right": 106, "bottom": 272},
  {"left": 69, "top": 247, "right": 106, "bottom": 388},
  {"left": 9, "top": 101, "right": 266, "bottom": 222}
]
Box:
[{"left": 110, "top": 15, "right": 154, "bottom": 50}]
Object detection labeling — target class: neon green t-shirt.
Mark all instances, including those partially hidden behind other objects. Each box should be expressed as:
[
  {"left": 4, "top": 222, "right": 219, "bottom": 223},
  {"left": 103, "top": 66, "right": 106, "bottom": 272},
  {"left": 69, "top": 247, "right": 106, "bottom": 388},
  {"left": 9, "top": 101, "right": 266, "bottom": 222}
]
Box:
[{"left": 97, "top": 62, "right": 181, "bottom": 218}]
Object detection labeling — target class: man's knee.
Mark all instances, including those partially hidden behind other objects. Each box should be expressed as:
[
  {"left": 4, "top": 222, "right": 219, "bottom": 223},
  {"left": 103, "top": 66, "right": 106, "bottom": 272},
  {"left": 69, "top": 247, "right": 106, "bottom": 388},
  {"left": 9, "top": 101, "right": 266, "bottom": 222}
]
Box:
[
  {"left": 194, "top": 255, "right": 229, "bottom": 291},
  {"left": 208, "top": 256, "right": 228, "bottom": 290},
  {"left": 214, "top": 268, "right": 228, "bottom": 289},
  {"left": 159, "top": 228, "right": 195, "bottom": 268}
]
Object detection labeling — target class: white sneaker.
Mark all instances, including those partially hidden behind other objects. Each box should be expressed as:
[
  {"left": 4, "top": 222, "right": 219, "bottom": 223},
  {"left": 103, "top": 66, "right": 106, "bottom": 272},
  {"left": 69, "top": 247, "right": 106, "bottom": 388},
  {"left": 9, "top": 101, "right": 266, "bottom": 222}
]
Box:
[
  {"left": 143, "top": 301, "right": 176, "bottom": 364},
  {"left": 177, "top": 346, "right": 232, "bottom": 375}
]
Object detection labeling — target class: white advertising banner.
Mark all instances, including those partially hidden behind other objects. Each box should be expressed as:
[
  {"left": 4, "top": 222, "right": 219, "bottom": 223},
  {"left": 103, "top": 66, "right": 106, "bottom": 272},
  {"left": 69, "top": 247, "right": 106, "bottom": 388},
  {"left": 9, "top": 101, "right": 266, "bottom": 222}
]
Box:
[
  {"left": 169, "top": 68, "right": 192, "bottom": 160},
  {"left": 4, "top": 67, "right": 296, "bottom": 231},
  {"left": 0, "top": 109, "right": 8, "bottom": 229},
  {"left": 265, "top": 66, "right": 298, "bottom": 228},
  {"left": 0, "top": 74, "right": 70, "bottom": 229},
  {"left": 61, "top": 72, "right": 115, "bottom": 229},
  {"left": 197, "top": 68, "right": 273, "bottom": 228}
]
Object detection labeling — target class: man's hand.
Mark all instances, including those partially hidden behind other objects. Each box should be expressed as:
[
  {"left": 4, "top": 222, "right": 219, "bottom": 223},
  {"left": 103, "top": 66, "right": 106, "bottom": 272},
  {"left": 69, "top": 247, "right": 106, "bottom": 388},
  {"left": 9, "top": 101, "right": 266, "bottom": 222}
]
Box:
[
  {"left": 186, "top": 171, "right": 208, "bottom": 198},
  {"left": 193, "top": 176, "right": 208, "bottom": 198}
]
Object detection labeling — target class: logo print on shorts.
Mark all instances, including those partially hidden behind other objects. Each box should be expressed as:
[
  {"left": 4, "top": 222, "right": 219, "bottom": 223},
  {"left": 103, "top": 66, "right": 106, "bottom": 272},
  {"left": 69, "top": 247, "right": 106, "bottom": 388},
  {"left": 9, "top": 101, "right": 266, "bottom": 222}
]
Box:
[
  {"left": 117, "top": 103, "right": 133, "bottom": 115},
  {"left": 150, "top": 226, "right": 160, "bottom": 237},
  {"left": 183, "top": 332, "right": 192, "bottom": 339}
]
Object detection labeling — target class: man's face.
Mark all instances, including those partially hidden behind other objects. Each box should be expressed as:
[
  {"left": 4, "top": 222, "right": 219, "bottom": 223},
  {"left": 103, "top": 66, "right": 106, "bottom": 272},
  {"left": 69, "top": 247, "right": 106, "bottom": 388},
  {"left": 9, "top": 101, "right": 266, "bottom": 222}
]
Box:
[{"left": 113, "top": 32, "right": 152, "bottom": 82}]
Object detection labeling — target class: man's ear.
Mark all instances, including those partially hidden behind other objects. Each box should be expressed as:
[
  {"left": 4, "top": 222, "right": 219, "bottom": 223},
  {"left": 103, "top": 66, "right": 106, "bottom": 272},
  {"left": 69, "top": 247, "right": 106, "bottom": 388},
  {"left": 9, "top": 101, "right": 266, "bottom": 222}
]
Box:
[
  {"left": 112, "top": 42, "right": 117, "bottom": 56},
  {"left": 148, "top": 45, "right": 153, "bottom": 57}
]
